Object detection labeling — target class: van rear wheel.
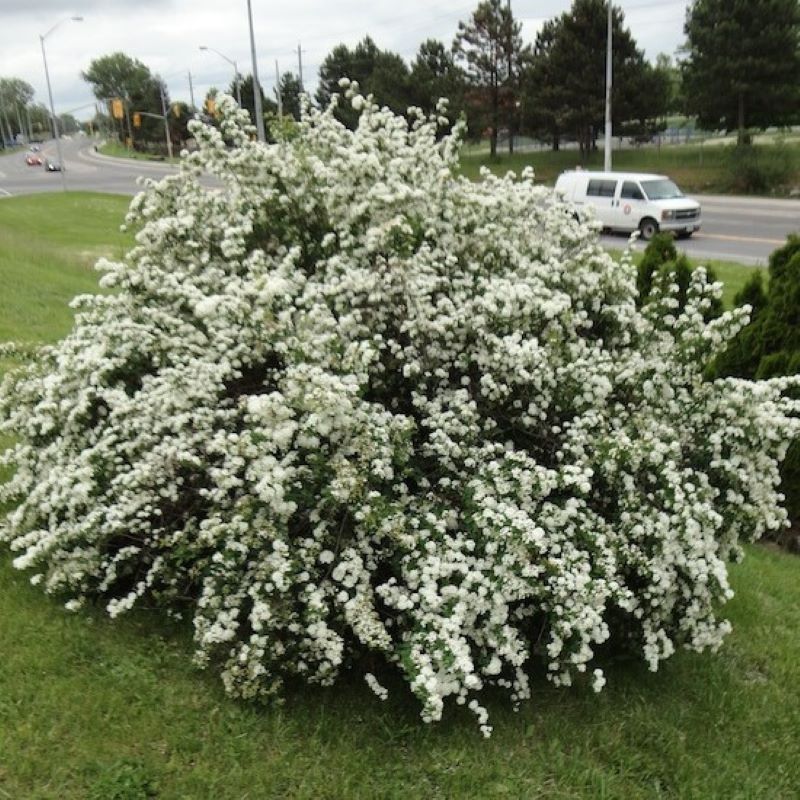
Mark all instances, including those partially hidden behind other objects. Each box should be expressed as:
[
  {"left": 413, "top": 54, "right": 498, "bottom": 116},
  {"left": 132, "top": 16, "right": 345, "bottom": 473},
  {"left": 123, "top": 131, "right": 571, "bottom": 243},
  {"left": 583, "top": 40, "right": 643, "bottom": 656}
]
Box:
[{"left": 639, "top": 218, "right": 659, "bottom": 241}]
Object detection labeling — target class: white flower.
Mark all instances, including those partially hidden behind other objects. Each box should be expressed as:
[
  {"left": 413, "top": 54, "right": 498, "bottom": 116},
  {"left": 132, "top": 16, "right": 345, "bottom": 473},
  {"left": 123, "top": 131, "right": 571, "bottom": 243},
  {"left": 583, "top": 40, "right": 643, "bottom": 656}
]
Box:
[{"left": 1, "top": 87, "right": 796, "bottom": 739}]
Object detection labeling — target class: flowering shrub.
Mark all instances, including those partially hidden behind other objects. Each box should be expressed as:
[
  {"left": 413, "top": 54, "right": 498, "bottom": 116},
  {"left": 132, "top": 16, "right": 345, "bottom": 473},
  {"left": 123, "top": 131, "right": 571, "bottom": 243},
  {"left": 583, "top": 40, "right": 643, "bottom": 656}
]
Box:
[{"left": 1, "top": 89, "right": 798, "bottom": 736}]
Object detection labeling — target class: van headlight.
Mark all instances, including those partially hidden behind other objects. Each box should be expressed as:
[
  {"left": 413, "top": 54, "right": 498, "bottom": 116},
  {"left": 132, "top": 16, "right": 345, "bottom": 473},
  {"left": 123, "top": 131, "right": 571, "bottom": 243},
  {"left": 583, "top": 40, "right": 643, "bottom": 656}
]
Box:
[{"left": 661, "top": 210, "right": 676, "bottom": 221}]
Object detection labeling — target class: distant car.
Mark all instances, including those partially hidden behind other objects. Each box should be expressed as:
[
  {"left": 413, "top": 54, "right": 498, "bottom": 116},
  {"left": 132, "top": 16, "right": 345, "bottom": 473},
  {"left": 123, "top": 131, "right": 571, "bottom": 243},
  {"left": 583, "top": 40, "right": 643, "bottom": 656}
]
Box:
[
  {"left": 43, "top": 159, "right": 63, "bottom": 172},
  {"left": 29, "top": 144, "right": 40, "bottom": 152},
  {"left": 25, "top": 154, "right": 43, "bottom": 166}
]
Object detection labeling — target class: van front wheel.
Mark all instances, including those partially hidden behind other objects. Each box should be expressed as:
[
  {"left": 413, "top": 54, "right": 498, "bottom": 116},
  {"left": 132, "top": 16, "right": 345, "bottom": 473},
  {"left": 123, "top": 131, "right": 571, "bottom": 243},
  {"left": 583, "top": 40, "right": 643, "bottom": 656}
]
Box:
[{"left": 639, "top": 218, "right": 659, "bottom": 241}]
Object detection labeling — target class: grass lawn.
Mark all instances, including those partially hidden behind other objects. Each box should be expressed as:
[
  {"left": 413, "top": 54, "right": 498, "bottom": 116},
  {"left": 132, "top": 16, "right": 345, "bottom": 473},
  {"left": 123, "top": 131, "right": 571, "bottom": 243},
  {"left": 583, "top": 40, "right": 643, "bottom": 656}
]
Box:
[
  {"left": 99, "top": 140, "right": 179, "bottom": 164},
  {"left": 0, "top": 192, "right": 131, "bottom": 347},
  {"left": 460, "top": 140, "right": 800, "bottom": 195},
  {"left": 0, "top": 193, "right": 797, "bottom": 799}
]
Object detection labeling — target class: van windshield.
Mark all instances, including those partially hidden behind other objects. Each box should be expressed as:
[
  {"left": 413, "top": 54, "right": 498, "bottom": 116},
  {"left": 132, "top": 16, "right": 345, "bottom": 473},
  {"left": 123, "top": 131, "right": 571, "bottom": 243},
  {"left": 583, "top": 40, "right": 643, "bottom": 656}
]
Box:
[{"left": 641, "top": 179, "right": 683, "bottom": 200}]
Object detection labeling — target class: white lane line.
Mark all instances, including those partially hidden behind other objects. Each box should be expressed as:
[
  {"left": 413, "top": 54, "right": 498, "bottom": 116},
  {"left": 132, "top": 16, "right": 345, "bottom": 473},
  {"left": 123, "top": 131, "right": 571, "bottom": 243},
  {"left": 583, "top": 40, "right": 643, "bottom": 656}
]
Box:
[{"left": 0, "top": 187, "right": 13, "bottom": 197}]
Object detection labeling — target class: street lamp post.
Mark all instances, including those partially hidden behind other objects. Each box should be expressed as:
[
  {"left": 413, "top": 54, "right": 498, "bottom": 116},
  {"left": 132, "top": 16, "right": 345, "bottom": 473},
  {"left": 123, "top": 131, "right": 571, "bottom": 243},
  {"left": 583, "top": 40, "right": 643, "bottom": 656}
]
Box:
[
  {"left": 603, "top": 2, "right": 613, "bottom": 172},
  {"left": 246, "top": 0, "right": 266, "bottom": 142},
  {"left": 40, "top": 15, "right": 83, "bottom": 191},
  {"left": 199, "top": 45, "right": 242, "bottom": 107}
]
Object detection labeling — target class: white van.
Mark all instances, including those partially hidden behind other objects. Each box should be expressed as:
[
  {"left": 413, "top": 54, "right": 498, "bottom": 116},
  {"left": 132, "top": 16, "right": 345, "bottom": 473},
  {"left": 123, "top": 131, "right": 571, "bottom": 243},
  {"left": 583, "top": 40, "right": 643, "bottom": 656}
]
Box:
[{"left": 554, "top": 170, "right": 701, "bottom": 240}]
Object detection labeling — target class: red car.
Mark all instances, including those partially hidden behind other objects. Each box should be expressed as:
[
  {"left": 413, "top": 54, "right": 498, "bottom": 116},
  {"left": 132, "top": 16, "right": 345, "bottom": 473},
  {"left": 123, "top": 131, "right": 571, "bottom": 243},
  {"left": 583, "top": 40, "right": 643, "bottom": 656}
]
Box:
[{"left": 25, "top": 154, "right": 42, "bottom": 166}]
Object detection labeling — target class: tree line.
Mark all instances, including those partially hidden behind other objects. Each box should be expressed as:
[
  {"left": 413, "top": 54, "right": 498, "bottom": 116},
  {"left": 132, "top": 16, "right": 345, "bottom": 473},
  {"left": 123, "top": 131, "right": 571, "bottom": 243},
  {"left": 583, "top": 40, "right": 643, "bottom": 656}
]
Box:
[
  {"left": 311, "top": 0, "right": 800, "bottom": 155},
  {"left": 0, "top": 77, "right": 80, "bottom": 147},
  {"left": 3, "top": 0, "right": 797, "bottom": 155}
]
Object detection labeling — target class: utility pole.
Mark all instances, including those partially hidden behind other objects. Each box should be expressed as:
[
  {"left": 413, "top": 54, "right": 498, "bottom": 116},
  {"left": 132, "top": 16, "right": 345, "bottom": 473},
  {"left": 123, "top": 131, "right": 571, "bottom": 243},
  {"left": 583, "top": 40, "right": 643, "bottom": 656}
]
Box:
[
  {"left": 232, "top": 60, "right": 242, "bottom": 107},
  {"left": 15, "top": 105, "right": 25, "bottom": 143},
  {"left": 297, "top": 43, "right": 304, "bottom": 91},
  {"left": 603, "top": 1, "right": 613, "bottom": 171},
  {"left": 246, "top": 0, "right": 266, "bottom": 142},
  {"left": 507, "top": 0, "right": 514, "bottom": 155},
  {"left": 275, "top": 59, "right": 282, "bottom": 117},
  {"left": 158, "top": 80, "right": 174, "bottom": 159},
  {"left": 188, "top": 70, "right": 196, "bottom": 110}
]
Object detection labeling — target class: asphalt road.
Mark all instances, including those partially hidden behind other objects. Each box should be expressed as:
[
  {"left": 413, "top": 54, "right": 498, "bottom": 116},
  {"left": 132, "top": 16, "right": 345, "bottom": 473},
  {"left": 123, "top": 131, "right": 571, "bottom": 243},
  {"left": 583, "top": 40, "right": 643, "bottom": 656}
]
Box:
[
  {"left": 0, "top": 137, "right": 175, "bottom": 197},
  {"left": 600, "top": 194, "right": 800, "bottom": 265},
  {"left": 2, "top": 137, "right": 799, "bottom": 265}
]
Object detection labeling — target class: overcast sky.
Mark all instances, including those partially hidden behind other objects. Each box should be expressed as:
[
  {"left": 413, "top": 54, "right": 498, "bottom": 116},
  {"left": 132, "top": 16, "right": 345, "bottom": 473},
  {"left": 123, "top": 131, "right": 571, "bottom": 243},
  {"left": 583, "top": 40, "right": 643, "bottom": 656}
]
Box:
[{"left": 0, "top": 0, "right": 690, "bottom": 120}]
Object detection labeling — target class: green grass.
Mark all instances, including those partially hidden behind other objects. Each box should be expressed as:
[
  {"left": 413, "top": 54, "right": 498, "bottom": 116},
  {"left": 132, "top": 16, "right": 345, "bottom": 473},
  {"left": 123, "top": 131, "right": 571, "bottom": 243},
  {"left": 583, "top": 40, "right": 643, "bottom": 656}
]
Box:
[
  {"left": 706, "top": 259, "right": 765, "bottom": 307},
  {"left": 460, "top": 140, "right": 800, "bottom": 195},
  {"left": 1, "top": 546, "right": 797, "bottom": 799},
  {"left": 0, "top": 192, "right": 131, "bottom": 346},
  {"left": 99, "top": 140, "right": 179, "bottom": 164},
  {"left": 0, "top": 193, "right": 798, "bottom": 799}
]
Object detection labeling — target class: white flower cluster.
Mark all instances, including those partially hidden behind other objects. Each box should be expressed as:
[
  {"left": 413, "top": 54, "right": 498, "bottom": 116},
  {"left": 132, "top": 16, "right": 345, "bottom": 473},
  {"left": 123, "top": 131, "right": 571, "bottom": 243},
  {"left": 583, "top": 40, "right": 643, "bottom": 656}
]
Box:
[{"left": 1, "top": 91, "right": 798, "bottom": 733}]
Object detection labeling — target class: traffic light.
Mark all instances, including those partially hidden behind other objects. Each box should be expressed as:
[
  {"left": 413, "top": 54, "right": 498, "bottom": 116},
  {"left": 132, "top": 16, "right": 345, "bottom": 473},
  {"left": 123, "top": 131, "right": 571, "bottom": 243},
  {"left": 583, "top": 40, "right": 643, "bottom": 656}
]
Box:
[
  {"left": 205, "top": 97, "right": 216, "bottom": 115},
  {"left": 110, "top": 98, "right": 124, "bottom": 120},
  {"left": 172, "top": 102, "right": 181, "bottom": 118},
  {"left": 133, "top": 112, "right": 141, "bottom": 128}
]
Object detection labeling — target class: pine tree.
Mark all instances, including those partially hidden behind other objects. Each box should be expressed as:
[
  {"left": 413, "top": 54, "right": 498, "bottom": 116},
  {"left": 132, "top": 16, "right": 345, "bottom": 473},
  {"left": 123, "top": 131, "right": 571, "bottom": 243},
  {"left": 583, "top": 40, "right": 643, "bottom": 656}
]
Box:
[
  {"left": 682, "top": 0, "right": 800, "bottom": 145},
  {"left": 453, "top": 0, "right": 526, "bottom": 156},
  {"left": 521, "top": 0, "right": 664, "bottom": 156}
]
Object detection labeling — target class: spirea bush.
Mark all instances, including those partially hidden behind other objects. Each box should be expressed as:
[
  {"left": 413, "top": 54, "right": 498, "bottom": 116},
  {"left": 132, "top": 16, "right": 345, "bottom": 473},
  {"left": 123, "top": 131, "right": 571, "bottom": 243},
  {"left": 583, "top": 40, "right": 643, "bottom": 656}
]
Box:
[{"left": 2, "top": 90, "right": 798, "bottom": 736}]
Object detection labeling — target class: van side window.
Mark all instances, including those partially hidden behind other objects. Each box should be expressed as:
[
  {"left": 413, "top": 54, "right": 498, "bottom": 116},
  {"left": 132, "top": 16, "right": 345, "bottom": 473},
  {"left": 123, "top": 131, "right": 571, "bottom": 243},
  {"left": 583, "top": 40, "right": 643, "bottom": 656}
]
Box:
[
  {"left": 586, "top": 179, "right": 617, "bottom": 198},
  {"left": 620, "top": 181, "right": 645, "bottom": 200}
]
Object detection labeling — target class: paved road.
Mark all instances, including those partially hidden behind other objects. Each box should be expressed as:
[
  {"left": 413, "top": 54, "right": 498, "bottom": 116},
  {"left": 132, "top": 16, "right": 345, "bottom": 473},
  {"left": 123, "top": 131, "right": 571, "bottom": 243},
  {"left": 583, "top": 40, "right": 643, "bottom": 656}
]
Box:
[
  {"left": 0, "top": 137, "right": 175, "bottom": 197},
  {"left": 601, "top": 193, "right": 799, "bottom": 265},
  {"left": 2, "top": 138, "right": 799, "bottom": 265}
]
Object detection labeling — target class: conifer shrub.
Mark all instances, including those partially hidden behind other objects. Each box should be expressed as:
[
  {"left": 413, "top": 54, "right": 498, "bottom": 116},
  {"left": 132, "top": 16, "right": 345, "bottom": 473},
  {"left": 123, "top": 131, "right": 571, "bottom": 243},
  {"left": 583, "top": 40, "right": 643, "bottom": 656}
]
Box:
[
  {"left": 637, "top": 234, "right": 723, "bottom": 320},
  {"left": 715, "top": 235, "right": 800, "bottom": 539},
  {"left": 1, "top": 91, "right": 798, "bottom": 734}
]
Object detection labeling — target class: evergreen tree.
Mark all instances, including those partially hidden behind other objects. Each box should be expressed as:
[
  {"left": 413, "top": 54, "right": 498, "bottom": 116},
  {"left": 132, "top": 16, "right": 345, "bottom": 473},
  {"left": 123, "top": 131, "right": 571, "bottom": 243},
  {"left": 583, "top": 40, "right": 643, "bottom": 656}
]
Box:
[
  {"left": 236, "top": 74, "right": 277, "bottom": 130},
  {"left": 277, "top": 72, "right": 303, "bottom": 120},
  {"left": 682, "top": 0, "right": 800, "bottom": 144},
  {"left": 521, "top": 0, "right": 665, "bottom": 156},
  {"left": 410, "top": 39, "right": 467, "bottom": 130},
  {"left": 316, "top": 37, "right": 412, "bottom": 128},
  {"left": 453, "top": 0, "right": 527, "bottom": 156}
]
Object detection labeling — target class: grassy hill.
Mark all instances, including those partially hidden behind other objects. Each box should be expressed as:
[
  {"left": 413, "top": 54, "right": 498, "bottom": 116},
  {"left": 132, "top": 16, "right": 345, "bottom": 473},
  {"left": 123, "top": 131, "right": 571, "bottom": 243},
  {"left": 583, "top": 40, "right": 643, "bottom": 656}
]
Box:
[{"left": 0, "top": 193, "right": 797, "bottom": 799}]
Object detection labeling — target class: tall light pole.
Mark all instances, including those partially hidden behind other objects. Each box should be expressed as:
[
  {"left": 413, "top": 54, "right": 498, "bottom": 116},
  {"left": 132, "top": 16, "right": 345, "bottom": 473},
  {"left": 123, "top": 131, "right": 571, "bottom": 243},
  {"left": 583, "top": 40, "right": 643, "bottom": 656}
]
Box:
[
  {"left": 199, "top": 45, "right": 241, "bottom": 107},
  {"left": 246, "top": 0, "right": 266, "bottom": 142},
  {"left": 40, "top": 15, "right": 83, "bottom": 192},
  {"left": 603, "top": 1, "right": 613, "bottom": 171},
  {"left": 157, "top": 79, "right": 174, "bottom": 160}
]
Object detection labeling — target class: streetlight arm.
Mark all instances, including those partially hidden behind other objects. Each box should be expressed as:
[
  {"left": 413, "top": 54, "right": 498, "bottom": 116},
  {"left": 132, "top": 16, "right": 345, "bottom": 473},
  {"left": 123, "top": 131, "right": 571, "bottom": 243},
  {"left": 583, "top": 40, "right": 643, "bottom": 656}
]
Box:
[
  {"left": 199, "top": 45, "right": 235, "bottom": 69},
  {"left": 199, "top": 46, "right": 242, "bottom": 107},
  {"left": 41, "top": 15, "right": 82, "bottom": 41}
]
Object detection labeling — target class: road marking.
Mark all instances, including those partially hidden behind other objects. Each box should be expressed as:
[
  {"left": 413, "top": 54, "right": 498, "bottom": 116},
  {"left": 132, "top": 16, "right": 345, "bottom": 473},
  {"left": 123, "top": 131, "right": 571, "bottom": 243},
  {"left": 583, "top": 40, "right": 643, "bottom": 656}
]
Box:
[
  {"left": 0, "top": 188, "right": 13, "bottom": 197},
  {"left": 696, "top": 232, "right": 786, "bottom": 246}
]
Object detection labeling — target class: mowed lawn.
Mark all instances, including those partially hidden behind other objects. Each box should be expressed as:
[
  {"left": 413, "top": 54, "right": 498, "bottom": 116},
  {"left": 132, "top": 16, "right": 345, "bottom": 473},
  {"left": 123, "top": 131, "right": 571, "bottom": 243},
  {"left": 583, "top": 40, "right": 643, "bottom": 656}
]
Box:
[
  {"left": 460, "top": 139, "right": 800, "bottom": 195},
  {"left": 0, "top": 193, "right": 798, "bottom": 800}
]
